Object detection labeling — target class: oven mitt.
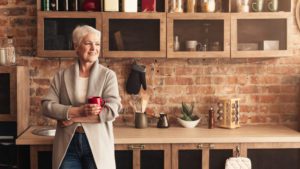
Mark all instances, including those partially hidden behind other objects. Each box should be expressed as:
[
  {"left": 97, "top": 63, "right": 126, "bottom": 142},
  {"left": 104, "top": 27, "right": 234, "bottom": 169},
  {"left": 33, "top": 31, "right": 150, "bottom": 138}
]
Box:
[
  {"left": 126, "top": 63, "right": 147, "bottom": 94},
  {"left": 225, "top": 157, "right": 251, "bottom": 169}
]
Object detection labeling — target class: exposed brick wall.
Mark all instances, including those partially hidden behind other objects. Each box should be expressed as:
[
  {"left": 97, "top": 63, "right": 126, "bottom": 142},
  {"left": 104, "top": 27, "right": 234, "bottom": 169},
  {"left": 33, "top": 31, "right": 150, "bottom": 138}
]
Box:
[{"left": 1, "top": 1, "right": 300, "bottom": 128}]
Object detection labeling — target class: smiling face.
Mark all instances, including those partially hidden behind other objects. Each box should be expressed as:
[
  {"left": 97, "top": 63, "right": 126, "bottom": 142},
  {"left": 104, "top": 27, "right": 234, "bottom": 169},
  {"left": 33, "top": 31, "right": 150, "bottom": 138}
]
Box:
[{"left": 75, "top": 33, "right": 100, "bottom": 64}]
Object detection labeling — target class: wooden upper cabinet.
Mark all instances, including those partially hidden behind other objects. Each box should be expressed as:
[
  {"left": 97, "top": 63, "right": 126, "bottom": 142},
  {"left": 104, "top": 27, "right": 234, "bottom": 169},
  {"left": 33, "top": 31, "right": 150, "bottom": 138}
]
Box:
[
  {"left": 167, "top": 13, "right": 230, "bottom": 58},
  {"left": 0, "top": 66, "right": 29, "bottom": 136},
  {"left": 231, "top": 12, "right": 292, "bottom": 58},
  {"left": 102, "top": 12, "right": 166, "bottom": 58},
  {"left": 36, "top": 0, "right": 292, "bottom": 58},
  {"left": 37, "top": 12, "right": 102, "bottom": 58}
]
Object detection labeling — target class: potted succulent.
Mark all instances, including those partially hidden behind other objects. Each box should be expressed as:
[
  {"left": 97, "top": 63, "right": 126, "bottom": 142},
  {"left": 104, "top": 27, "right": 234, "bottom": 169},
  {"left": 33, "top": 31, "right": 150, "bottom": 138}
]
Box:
[{"left": 177, "top": 102, "right": 201, "bottom": 128}]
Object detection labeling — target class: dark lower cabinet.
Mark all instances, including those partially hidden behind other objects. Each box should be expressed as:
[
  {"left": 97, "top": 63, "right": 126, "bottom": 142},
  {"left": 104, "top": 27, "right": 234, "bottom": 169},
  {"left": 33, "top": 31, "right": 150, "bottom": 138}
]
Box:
[
  {"left": 115, "top": 144, "right": 171, "bottom": 169},
  {"left": 248, "top": 149, "right": 300, "bottom": 169},
  {"left": 178, "top": 150, "right": 202, "bottom": 169},
  {"left": 209, "top": 149, "right": 232, "bottom": 169},
  {"left": 141, "top": 150, "right": 164, "bottom": 169},
  {"left": 115, "top": 150, "right": 133, "bottom": 169},
  {"left": 38, "top": 151, "right": 52, "bottom": 169}
]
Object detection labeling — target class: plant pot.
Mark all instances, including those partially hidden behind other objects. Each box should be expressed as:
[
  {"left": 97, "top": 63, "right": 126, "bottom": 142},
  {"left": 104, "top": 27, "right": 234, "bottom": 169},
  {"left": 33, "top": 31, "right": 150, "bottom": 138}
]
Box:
[{"left": 177, "top": 117, "right": 200, "bottom": 128}]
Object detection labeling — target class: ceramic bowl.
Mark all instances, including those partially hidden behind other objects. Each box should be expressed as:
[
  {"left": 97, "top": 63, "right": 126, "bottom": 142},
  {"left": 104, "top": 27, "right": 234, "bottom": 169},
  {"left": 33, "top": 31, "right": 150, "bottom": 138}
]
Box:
[{"left": 177, "top": 117, "right": 200, "bottom": 128}]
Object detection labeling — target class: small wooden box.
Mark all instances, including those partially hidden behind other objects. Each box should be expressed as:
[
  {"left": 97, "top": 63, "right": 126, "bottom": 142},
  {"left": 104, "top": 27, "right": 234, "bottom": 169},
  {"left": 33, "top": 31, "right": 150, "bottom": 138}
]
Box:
[{"left": 216, "top": 98, "right": 240, "bottom": 129}]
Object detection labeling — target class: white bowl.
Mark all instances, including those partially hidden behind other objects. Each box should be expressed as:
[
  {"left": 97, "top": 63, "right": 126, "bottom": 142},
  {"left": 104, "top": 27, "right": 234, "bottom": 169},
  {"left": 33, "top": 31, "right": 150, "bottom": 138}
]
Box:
[{"left": 177, "top": 117, "right": 200, "bottom": 128}]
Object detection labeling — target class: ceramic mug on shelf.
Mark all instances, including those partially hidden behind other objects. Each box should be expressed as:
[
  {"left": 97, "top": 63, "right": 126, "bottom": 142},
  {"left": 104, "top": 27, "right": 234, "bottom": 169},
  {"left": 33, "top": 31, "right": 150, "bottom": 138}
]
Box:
[
  {"left": 185, "top": 40, "right": 199, "bottom": 51},
  {"left": 252, "top": 0, "right": 264, "bottom": 12},
  {"left": 268, "top": 0, "right": 278, "bottom": 12}
]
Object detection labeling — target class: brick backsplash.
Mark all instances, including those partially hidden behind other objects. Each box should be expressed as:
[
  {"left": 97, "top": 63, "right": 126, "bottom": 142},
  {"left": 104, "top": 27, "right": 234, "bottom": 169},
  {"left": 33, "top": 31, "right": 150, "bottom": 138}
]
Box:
[{"left": 1, "top": 1, "right": 300, "bottom": 128}]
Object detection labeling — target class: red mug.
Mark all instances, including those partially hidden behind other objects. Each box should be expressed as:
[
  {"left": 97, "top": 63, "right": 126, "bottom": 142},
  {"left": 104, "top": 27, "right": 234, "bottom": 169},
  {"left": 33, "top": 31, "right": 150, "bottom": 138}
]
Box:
[{"left": 88, "top": 96, "right": 105, "bottom": 107}]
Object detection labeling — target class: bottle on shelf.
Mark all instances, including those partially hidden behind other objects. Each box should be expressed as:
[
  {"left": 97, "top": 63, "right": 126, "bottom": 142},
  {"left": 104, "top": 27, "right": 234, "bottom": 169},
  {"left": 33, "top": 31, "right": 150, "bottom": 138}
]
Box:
[
  {"left": 43, "top": 0, "right": 50, "bottom": 11},
  {"left": 174, "top": 35, "right": 180, "bottom": 51},
  {"left": 0, "top": 48, "right": 6, "bottom": 66},
  {"left": 4, "top": 36, "right": 16, "bottom": 65},
  {"left": 208, "top": 106, "right": 215, "bottom": 129},
  {"left": 174, "top": 0, "right": 183, "bottom": 12},
  {"left": 187, "top": 0, "right": 197, "bottom": 13}
]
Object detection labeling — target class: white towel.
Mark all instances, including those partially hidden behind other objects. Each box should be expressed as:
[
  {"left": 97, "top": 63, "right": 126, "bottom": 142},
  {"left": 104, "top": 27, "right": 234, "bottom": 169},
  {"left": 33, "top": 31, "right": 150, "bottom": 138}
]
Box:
[{"left": 225, "top": 157, "right": 252, "bottom": 169}]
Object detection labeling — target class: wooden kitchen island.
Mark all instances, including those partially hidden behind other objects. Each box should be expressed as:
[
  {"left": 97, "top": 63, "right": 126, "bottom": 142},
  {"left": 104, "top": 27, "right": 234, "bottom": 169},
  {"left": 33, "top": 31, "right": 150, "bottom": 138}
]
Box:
[{"left": 17, "top": 125, "right": 300, "bottom": 169}]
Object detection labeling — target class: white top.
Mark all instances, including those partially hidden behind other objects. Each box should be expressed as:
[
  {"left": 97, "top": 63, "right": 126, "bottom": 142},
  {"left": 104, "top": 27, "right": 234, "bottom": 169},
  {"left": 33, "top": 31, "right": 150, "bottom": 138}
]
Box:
[
  {"left": 74, "top": 76, "right": 89, "bottom": 126},
  {"left": 75, "top": 76, "right": 89, "bottom": 103}
]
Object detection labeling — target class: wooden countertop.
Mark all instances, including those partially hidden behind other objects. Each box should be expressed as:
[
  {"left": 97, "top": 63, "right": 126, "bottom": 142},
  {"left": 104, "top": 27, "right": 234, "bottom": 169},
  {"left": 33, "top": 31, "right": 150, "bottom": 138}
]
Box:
[{"left": 16, "top": 125, "right": 300, "bottom": 145}]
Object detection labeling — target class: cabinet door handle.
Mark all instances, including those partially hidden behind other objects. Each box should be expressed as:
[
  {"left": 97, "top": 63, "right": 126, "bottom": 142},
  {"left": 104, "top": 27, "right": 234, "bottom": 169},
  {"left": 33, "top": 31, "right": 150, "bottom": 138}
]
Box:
[
  {"left": 197, "top": 144, "right": 203, "bottom": 149},
  {"left": 197, "top": 144, "right": 214, "bottom": 149},
  {"left": 128, "top": 144, "right": 145, "bottom": 150}
]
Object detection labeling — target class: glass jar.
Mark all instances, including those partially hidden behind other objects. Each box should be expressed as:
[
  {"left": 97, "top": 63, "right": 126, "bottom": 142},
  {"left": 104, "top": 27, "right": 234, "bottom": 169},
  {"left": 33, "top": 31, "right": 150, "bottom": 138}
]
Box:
[
  {"left": 187, "top": 0, "right": 197, "bottom": 13},
  {"left": 4, "top": 37, "right": 16, "bottom": 65},
  {"left": 0, "top": 48, "right": 6, "bottom": 65},
  {"left": 201, "top": 0, "right": 215, "bottom": 12}
]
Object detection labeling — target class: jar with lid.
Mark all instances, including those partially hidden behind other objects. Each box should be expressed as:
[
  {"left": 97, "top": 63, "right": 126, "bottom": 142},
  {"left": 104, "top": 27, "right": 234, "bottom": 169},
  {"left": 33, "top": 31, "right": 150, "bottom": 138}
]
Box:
[
  {"left": 4, "top": 37, "right": 16, "bottom": 65},
  {"left": 0, "top": 48, "right": 6, "bottom": 65},
  {"left": 201, "top": 0, "right": 216, "bottom": 12},
  {"left": 210, "top": 41, "right": 220, "bottom": 51}
]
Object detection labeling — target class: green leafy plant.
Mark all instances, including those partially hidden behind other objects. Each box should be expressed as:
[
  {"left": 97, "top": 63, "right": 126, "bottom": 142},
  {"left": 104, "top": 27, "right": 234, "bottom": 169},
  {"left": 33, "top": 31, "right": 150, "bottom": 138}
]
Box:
[{"left": 180, "top": 102, "right": 199, "bottom": 121}]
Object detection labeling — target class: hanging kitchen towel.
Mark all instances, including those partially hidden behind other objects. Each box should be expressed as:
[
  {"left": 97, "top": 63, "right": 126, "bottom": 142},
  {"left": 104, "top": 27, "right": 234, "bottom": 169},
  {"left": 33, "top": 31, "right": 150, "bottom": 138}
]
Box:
[
  {"left": 126, "top": 63, "right": 147, "bottom": 94},
  {"left": 225, "top": 157, "right": 251, "bottom": 169}
]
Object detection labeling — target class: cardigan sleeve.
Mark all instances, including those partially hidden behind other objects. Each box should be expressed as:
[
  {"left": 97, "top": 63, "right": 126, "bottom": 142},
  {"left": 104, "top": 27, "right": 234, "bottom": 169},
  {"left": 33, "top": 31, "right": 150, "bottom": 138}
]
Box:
[
  {"left": 99, "top": 70, "right": 122, "bottom": 123},
  {"left": 41, "top": 71, "right": 71, "bottom": 121}
]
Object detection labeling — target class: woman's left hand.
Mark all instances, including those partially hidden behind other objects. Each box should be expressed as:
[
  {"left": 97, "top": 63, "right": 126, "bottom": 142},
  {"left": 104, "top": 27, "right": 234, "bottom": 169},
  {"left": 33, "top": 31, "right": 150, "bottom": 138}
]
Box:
[
  {"left": 82, "top": 104, "right": 102, "bottom": 116},
  {"left": 58, "top": 120, "right": 74, "bottom": 127}
]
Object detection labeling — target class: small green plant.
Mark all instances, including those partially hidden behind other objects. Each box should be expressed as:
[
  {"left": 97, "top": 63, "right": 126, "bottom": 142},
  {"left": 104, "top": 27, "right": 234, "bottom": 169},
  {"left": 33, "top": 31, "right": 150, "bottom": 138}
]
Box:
[{"left": 180, "top": 102, "right": 199, "bottom": 121}]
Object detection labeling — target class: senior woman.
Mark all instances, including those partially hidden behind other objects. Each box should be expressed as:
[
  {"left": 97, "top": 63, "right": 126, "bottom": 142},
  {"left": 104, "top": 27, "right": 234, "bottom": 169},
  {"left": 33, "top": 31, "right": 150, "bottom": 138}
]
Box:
[{"left": 42, "top": 25, "right": 122, "bottom": 169}]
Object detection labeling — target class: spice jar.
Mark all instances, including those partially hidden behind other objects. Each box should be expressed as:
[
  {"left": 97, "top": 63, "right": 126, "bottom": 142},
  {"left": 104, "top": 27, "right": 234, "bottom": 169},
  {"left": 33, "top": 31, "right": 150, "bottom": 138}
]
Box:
[
  {"left": 187, "top": 0, "right": 197, "bottom": 13},
  {"left": 201, "top": 0, "right": 216, "bottom": 12},
  {"left": 210, "top": 41, "right": 221, "bottom": 51},
  {"left": 4, "top": 37, "right": 16, "bottom": 65},
  {"left": 0, "top": 48, "right": 6, "bottom": 65}
]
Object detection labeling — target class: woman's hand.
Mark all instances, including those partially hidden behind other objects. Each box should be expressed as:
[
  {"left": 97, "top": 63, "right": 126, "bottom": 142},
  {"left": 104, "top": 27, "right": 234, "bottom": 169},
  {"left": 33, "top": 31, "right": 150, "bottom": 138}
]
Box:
[
  {"left": 58, "top": 120, "right": 74, "bottom": 127},
  {"left": 81, "top": 104, "right": 102, "bottom": 116}
]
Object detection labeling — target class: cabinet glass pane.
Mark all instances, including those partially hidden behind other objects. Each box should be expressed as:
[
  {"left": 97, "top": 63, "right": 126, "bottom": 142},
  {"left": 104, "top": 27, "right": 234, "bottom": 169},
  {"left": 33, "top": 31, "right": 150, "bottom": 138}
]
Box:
[
  {"left": 173, "top": 20, "right": 224, "bottom": 52},
  {"left": 209, "top": 149, "right": 232, "bottom": 169},
  {"left": 109, "top": 19, "right": 160, "bottom": 51},
  {"left": 115, "top": 150, "right": 133, "bottom": 169},
  {"left": 0, "top": 74, "right": 10, "bottom": 114},
  {"left": 0, "top": 122, "right": 16, "bottom": 136},
  {"left": 178, "top": 150, "right": 202, "bottom": 169},
  {"left": 237, "top": 19, "right": 287, "bottom": 51},
  {"left": 44, "top": 18, "right": 96, "bottom": 50},
  {"left": 248, "top": 149, "right": 300, "bottom": 169},
  {"left": 141, "top": 150, "right": 164, "bottom": 169},
  {"left": 38, "top": 151, "right": 52, "bottom": 169}
]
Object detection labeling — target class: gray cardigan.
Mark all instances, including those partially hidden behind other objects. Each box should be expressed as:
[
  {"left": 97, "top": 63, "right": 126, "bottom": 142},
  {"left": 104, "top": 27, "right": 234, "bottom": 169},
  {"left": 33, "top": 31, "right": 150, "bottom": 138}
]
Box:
[{"left": 42, "top": 60, "right": 122, "bottom": 169}]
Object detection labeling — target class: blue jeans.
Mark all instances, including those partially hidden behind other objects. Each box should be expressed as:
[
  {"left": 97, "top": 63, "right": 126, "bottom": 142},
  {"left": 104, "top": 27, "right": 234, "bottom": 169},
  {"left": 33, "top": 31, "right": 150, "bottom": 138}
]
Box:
[{"left": 60, "top": 133, "right": 97, "bottom": 169}]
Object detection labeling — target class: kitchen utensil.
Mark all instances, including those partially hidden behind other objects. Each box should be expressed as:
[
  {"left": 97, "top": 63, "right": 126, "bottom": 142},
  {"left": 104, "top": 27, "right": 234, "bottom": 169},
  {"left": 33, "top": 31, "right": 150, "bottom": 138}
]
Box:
[
  {"left": 135, "top": 112, "right": 148, "bottom": 128},
  {"left": 157, "top": 113, "right": 169, "bottom": 128}
]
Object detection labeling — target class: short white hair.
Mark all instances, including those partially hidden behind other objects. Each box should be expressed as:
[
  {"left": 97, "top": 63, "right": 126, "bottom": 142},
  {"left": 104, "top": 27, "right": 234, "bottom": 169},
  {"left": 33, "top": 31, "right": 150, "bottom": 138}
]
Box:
[{"left": 72, "top": 25, "right": 101, "bottom": 46}]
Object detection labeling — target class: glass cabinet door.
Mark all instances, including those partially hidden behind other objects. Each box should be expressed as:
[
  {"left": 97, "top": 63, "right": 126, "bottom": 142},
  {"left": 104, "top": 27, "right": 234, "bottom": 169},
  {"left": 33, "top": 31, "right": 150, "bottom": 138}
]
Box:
[
  {"left": 103, "top": 13, "right": 166, "bottom": 58},
  {"left": 231, "top": 13, "right": 292, "bottom": 58},
  {"left": 167, "top": 13, "right": 230, "bottom": 58},
  {"left": 37, "top": 12, "right": 101, "bottom": 57}
]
